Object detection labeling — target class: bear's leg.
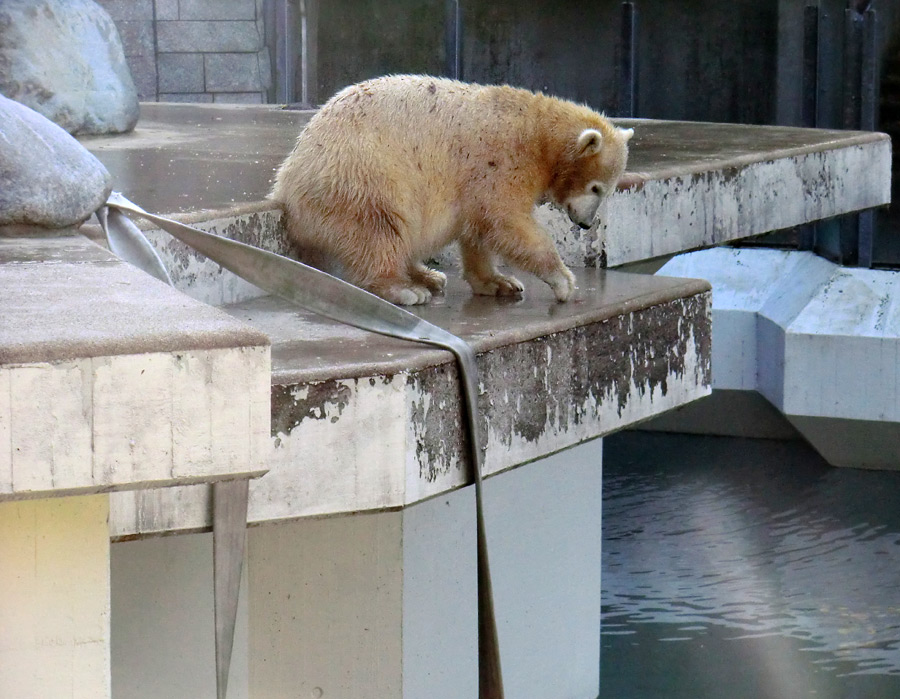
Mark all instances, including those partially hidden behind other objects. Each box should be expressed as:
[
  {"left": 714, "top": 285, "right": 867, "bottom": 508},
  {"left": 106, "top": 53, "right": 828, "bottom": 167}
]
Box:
[
  {"left": 409, "top": 262, "right": 447, "bottom": 294},
  {"left": 460, "top": 239, "right": 524, "bottom": 297},
  {"left": 326, "top": 213, "right": 434, "bottom": 305},
  {"left": 485, "top": 216, "right": 576, "bottom": 302}
]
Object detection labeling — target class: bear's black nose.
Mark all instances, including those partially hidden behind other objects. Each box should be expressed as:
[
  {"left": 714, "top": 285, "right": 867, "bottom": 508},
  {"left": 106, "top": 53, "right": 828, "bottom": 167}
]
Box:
[{"left": 578, "top": 221, "right": 591, "bottom": 230}]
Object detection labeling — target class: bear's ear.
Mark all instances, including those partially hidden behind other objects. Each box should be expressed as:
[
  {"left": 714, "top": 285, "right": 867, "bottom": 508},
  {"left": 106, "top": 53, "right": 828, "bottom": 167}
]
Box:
[
  {"left": 618, "top": 127, "right": 634, "bottom": 142},
  {"left": 576, "top": 128, "right": 603, "bottom": 156}
]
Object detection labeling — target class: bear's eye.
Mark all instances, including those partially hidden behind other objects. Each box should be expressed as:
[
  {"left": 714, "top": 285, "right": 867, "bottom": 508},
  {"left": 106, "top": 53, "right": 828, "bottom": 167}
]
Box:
[{"left": 590, "top": 184, "right": 604, "bottom": 196}]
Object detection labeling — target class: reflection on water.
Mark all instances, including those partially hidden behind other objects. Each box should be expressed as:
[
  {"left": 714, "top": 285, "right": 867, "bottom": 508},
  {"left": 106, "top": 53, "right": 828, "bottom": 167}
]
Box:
[{"left": 601, "top": 432, "right": 900, "bottom": 698}]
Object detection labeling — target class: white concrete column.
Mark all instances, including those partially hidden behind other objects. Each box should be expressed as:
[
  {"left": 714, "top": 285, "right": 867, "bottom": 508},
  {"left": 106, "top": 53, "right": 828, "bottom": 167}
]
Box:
[
  {"left": 485, "top": 441, "right": 603, "bottom": 699},
  {"left": 248, "top": 439, "right": 603, "bottom": 699},
  {"left": 0, "top": 495, "right": 111, "bottom": 699},
  {"left": 248, "top": 486, "right": 477, "bottom": 699}
]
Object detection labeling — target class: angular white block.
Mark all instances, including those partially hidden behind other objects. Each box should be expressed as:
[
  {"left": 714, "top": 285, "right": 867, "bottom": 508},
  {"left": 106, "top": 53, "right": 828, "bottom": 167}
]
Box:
[{"left": 656, "top": 248, "right": 900, "bottom": 469}]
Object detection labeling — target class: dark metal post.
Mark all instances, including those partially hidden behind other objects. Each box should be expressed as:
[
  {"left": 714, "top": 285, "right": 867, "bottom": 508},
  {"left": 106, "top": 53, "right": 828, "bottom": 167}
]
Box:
[
  {"left": 841, "top": 3, "right": 879, "bottom": 267},
  {"left": 843, "top": 8, "right": 864, "bottom": 130},
  {"left": 860, "top": 7, "right": 878, "bottom": 131},
  {"left": 445, "top": 0, "right": 462, "bottom": 80},
  {"left": 800, "top": 3, "right": 820, "bottom": 251},
  {"left": 618, "top": 2, "right": 637, "bottom": 117},
  {"left": 274, "top": 0, "right": 297, "bottom": 104},
  {"left": 801, "top": 3, "right": 820, "bottom": 129},
  {"left": 857, "top": 7, "right": 878, "bottom": 267}
]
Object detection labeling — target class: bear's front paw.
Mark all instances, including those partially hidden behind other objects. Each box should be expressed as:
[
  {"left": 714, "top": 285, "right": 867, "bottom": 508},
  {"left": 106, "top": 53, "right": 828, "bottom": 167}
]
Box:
[
  {"left": 467, "top": 273, "right": 524, "bottom": 297},
  {"left": 379, "top": 284, "right": 433, "bottom": 305},
  {"left": 545, "top": 268, "right": 576, "bottom": 302}
]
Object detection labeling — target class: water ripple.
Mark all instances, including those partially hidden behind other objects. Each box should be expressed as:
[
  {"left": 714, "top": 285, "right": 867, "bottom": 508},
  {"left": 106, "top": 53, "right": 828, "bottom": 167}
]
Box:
[{"left": 602, "top": 433, "right": 900, "bottom": 680}]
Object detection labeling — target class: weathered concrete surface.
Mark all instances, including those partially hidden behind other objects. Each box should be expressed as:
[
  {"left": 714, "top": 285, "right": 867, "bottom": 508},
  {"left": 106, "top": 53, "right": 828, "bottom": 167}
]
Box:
[
  {"left": 0, "top": 0, "right": 139, "bottom": 134},
  {"left": 0, "top": 236, "right": 271, "bottom": 500},
  {"left": 131, "top": 207, "right": 297, "bottom": 307},
  {"left": 649, "top": 247, "right": 900, "bottom": 470},
  {"left": 81, "top": 105, "right": 889, "bottom": 269},
  {"left": 563, "top": 119, "right": 891, "bottom": 267},
  {"left": 109, "top": 267, "right": 711, "bottom": 536},
  {"left": 0, "top": 95, "right": 112, "bottom": 228}
]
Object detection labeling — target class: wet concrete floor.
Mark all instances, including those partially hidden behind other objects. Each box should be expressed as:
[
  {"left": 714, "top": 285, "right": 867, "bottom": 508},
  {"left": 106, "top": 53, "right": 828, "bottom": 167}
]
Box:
[{"left": 602, "top": 432, "right": 900, "bottom": 698}]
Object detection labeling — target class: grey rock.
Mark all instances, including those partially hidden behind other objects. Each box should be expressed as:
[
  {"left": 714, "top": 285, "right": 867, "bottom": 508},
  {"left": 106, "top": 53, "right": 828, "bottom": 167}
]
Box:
[
  {"left": 0, "top": 0, "right": 140, "bottom": 135},
  {"left": 0, "top": 95, "right": 112, "bottom": 228}
]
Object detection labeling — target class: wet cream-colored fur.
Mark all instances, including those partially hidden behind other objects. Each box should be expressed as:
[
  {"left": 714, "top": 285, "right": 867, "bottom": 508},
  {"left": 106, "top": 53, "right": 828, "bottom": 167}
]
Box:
[{"left": 273, "top": 75, "right": 633, "bottom": 305}]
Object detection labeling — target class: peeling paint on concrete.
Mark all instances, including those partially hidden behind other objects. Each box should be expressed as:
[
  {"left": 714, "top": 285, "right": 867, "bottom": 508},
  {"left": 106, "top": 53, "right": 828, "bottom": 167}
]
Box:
[
  {"left": 109, "top": 286, "right": 711, "bottom": 537},
  {"left": 406, "top": 363, "right": 466, "bottom": 484},
  {"left": 537, "top": 137, "right": 890, "bottom": 268},
  {"left": 271, "top": 379, "right": 352, "bottom": 436},
  {"left": 479, "top": 292, "right": 712, "bottom": 457},
  {"left": 141, "top": 207, "right": 296, "bottom": 306}
]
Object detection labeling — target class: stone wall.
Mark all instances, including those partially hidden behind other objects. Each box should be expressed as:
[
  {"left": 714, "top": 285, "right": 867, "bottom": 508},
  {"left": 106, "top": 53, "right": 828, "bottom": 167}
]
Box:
[{"left": 96, "top": 0, "right": 271, "bottom": 104}]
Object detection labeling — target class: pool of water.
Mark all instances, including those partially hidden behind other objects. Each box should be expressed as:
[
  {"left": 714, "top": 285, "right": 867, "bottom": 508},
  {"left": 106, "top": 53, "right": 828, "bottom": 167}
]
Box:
[{"left": 601, "top": 432, "right": 900, "bottom": 698}]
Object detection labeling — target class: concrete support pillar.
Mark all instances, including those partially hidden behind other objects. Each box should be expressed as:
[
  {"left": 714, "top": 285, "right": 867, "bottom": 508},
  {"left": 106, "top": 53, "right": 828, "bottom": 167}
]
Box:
[
  {"left": 248, "top": 440, "right": 603, "bottom": 699},
  {"left": 0, "top": 495, "right": 111, "bottom": 699}
]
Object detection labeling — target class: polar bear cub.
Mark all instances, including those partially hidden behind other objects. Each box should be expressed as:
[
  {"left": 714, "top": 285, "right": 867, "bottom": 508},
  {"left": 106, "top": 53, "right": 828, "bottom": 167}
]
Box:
[{"left": 273, "top": 75, "right": 633, "bottom": 305}]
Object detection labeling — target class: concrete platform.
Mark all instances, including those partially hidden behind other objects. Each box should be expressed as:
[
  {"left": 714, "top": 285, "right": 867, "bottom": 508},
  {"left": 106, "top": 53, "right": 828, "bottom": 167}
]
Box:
[
  {"left": 0, "top": 235, "right": 270, "bottom": 500},
  {"left": 109, "top": 267, "right": 711, "bottom": 537},
  {"left": 646, "top": 247, "right": 900, "bottom": 470},
  {"left": 79, "top": 103, "right": 891, "bottom": 269}
]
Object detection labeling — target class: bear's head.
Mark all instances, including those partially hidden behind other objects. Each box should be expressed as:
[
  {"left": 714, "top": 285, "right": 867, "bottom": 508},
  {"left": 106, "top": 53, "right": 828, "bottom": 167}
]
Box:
[{"left": 550, "top": 125, "right": 634, "bottom": 229}]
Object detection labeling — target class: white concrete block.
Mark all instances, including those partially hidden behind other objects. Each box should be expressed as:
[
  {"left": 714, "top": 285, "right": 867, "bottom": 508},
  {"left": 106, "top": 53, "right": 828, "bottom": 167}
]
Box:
[
  {"left": 0, "top": 368, "right": 10, "bottom": 492},
  {"left": 711, "top": 310, "right": 757, "bottom": 390},
  {"left": 656, "top": 248, "right": 900, "bottom": 468},
  {"left": 8, "top": 361, "right": 92, "bottom": 492},
  {"left": 247, "top": 440, "right": 601, "bottom": 699},
  {"left": 2, "top": 346, "right": 269, "bottom": 500},
  {"left": 485, "top": 440, "right": 602, "bottom": 699},
  {"left": 93, "top": 353, "right": 174, "bottom": 484}
]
